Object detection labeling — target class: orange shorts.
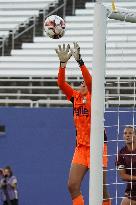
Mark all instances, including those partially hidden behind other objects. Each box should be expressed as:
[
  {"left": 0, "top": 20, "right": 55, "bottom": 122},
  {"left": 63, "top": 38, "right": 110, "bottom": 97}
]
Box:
[{"left": 72, "top": 144, "right": 108, "bottom": 168}]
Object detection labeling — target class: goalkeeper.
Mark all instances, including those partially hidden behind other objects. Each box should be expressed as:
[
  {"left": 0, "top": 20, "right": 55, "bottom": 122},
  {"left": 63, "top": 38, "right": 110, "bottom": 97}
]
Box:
[{"left": 56, "top": 42, "right": 111, "bottom": 205}]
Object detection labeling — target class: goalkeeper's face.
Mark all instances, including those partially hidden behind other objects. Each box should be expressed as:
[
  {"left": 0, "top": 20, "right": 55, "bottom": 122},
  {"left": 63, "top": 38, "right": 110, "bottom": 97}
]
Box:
[
  {"left": 79, "top": 81, "right": 88, "bottom": 95},
  {"left": 123, "top": 127, "right": 136, "bottom": 145}
]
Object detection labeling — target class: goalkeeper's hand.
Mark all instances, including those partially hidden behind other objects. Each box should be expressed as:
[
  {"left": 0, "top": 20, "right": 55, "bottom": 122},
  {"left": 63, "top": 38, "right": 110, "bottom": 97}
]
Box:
[
  {"left": 70, "top": 42, "right": 84, "bottom": 66},
  {"left": 55, "top": 44, "right": 72, "bottom": 67}
]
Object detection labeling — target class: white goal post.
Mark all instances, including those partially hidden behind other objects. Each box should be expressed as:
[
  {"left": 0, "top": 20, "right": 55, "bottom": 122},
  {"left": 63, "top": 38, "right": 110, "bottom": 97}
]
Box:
[{"left": 89, "top": 1, "right": 136, "bottom": 205}]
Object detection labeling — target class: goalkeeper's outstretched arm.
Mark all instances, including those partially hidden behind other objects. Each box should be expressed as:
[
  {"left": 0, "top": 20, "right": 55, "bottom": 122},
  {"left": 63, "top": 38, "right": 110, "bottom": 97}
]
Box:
[
  {"left": 70, "top": 42, "right": 92, "bottom": 94},
  {"left": 80, "top": 64, "right": 92, "bottom": 95},
  {"left": 56, "top": 44, "right": 74, "bottom": 100},
  {"left": 57, "top": 67, "right": 74, "bottom": 100}
]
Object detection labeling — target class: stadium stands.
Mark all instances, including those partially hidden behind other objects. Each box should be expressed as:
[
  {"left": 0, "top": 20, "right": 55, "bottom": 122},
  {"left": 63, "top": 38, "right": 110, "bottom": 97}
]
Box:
[
  {"left": 1, "top": 1, "right": 136, "bottom": 76},
  {"left": 0, "top": 0, "right": 59, "bottom": 56},
  {"left": 0, "top": 0, "right": 136, "bottom": 107}
]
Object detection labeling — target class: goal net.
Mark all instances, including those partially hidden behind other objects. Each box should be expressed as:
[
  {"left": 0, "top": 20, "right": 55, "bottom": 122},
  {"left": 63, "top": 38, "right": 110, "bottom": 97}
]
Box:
[{"left": 90, "top": 1, "right": 136, "bottom": 204}]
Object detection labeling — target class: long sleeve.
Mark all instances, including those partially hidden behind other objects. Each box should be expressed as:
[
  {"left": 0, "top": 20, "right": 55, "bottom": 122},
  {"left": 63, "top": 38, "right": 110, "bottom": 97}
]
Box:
[
  {"left": 57, "top": 67, "right": 74, "bottom": 100},
  {"left": 80, "top": 64, "right": 92, "bottom": 94}
]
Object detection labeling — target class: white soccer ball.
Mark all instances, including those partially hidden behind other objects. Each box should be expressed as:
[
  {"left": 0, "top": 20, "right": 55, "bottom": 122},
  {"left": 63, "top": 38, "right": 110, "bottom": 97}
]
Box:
[{"left": 44, "top": 15, "right": 65, "bottom": 39}]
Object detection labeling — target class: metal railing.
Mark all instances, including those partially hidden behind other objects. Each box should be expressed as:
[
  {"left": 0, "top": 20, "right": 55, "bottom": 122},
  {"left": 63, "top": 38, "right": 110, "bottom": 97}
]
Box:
[
  {"left": 0, "top": 99, "right": 34, "bottom": 107},
  {"left": 0, "top": 77, "right": 136, "bottom": 107},
  {"left": 43, "top": 0, "right": 78, "bottom": 22},
  {"left": 11, "top": 16, "right": 36, "bottom": 50},
  {"left": 43, "top": 0, "right": 67, "bottom": 21},
  {"left": 0, "top": 16, "right": 37, "bottom": 55}
]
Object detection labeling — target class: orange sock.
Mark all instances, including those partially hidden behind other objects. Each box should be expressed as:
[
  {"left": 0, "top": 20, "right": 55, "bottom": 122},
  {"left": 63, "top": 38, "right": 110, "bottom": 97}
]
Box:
[
  {"left": 103, "top": 199, "right": 112, "bottom": 205},
  {"left": 73, "top": 194, "right": 84, "bottom": 205}
]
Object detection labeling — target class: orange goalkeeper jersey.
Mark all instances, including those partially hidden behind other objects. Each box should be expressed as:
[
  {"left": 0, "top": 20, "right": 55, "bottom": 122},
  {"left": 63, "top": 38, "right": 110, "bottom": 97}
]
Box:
[
  {"left": 57, "top": 64, "right": 92, "bottom": 146},
  {"left": 71, "top": 90, "right": 91, "bottom": 146}
]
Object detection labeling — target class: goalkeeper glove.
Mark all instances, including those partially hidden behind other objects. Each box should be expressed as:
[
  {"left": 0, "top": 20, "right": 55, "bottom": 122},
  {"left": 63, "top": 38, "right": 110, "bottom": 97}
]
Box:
[
  {"left": 55, "top": 44, "right": 72, "bottom": 67},
  {"left": 70, "top": 42, "right": 84, "bottom": 66}
]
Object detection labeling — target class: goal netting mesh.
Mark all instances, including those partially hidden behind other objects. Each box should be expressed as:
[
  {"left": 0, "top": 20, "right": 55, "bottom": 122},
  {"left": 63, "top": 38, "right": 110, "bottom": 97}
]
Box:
[{"left": 104, "top": 0, "right": 136, "bottom": 204}]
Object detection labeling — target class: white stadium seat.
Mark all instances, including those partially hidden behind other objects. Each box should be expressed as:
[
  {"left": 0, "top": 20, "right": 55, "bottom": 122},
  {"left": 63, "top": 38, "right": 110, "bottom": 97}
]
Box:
[
  {"left": 0, "top": 3, "right": 49, "bottom": 10},
  {"left": 75, "top": 9, "right": 94, "bottom": 16},
  {"left": 22, "top": 42, "right": 93, "bottom": 49},
  {"left": 0, "top": 10, "right": 39, "bottom": 17},
  {"left": 35, "top": 36, "right": 93, "bottom": 42},
  {"left": 0, "top": 24, "right": 19, "bottom": 31},
  {"left": 0, "top": 55, "right": 136, "bottom": 63},
  {"left": 0, "top": 0, "right": 58, "bottom": 2},
  {"left": 36, "top": 35, "right": 136, "bottom": 43},
  {"left": 0, "top": 17, "right": 30, "bottom": 24},
  {"left": 66, "top": 16, "right": 94, "bottom": 23},
  {"left": 21, "top": 41, "right": 136, "bottom": 49},
  {"left": 0, "top": 31, "right": 9, "bottom": 38},
  {"left": 11, "top": 48, "right": 136, "bottom": 57}
]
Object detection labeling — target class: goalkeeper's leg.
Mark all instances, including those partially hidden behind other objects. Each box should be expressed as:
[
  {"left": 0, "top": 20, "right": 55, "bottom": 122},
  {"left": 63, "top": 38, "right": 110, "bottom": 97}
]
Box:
[{"left": 68, "top": 163, "right": 88, "bottom": 205}]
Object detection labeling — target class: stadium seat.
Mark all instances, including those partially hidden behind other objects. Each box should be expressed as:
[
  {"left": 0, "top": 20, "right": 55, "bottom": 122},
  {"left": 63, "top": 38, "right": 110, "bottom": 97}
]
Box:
[
  {"left": 65, "top": 16, "right": 94, "bottom": 23},
  {"left": 0, "top": 17, "right": 29, "bottom": 23},
  {"left": 0, "top": 10, "right": 39, "bottom": 17},
  {"left": 0, "top": 3, "right": 49, "bottom": 10},
  {"left": 75, "top": 9, "right": 94, "bottom": 16},
  {"left": 0, "top": 24, "right": 20, "bottom": 31},
  {"left": 11, "top": 49, "right": 94, "bottom": 56},
  {"left": 0, "top": 31, "right": 9, "bottom": 38},
  {"left": 0, "top": 0, "right": 57, "bottom": 2},
  {"left": 11, "top": 48, "right": 136, "bottom": 57}
]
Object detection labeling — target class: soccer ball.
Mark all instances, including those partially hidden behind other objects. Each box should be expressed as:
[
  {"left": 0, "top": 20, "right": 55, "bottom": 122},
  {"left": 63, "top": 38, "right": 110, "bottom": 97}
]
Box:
[{"left": 44, "top": 15, "right": 65, "bottom": 39}]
